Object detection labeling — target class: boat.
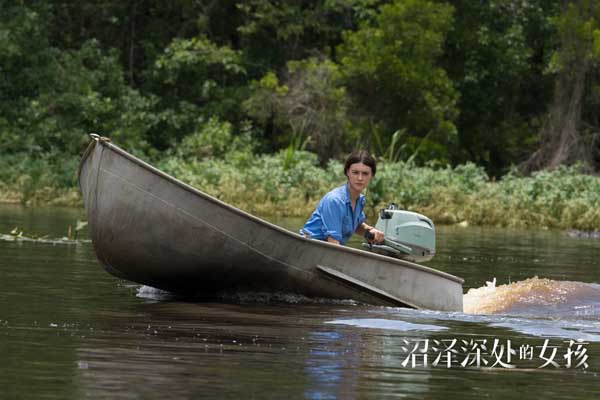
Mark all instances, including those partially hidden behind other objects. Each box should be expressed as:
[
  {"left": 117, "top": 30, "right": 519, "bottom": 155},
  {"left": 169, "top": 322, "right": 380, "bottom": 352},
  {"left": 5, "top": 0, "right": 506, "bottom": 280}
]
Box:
[{"left": 78, "top": 134, "right": 464, "bottom": 311}]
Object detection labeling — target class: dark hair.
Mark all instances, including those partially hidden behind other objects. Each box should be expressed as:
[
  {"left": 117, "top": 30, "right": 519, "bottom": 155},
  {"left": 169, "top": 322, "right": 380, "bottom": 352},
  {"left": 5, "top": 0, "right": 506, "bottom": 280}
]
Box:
[{"left": 344, "top": 150, "right": 376, "bottom": 176}]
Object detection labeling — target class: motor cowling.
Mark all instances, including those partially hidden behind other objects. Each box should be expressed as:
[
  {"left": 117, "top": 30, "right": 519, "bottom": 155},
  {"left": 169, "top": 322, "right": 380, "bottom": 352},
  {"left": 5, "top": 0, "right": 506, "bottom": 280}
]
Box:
[{"left": 363, "top": 204, "right": 436, "bottom": 263}]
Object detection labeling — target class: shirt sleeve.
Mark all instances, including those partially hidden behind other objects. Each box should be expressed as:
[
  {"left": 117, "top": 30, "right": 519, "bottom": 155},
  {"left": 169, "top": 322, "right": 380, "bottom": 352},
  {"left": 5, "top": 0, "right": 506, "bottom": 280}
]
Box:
[
  {"left": 358, "top": 209, "right": 367, "bottom": 228},
  {"left": 319, "top": 197, "right": 344, "bottom": 242}
]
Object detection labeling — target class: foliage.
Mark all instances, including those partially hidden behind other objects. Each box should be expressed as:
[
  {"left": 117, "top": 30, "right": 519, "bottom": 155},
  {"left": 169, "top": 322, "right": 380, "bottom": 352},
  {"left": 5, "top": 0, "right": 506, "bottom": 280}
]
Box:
[
  {"left": 244, "top": 57, "right": 352, "bottom": 163},
  {"left": 0, "top": 152, "right": 81, "bottom": 206},
  {"left": 0, "top": 0, "right": 595, "bottom": 173},
  {"left": 3, "top": 0, "right": 600, "bottom": 230},
  {"left": 131, "top": 147, "right": 600, "bottom": 230},
  {"left": 0, "top": 13, "right": 154, "bottom": 156},
  {"left": 519, "top": 0, "right": 600, "bottom": 173},
  {"left": 442, "top": 0, "right": 559, "bottom": 176},
  {"left": 4, "top": 140, "right": 600, "bottom": 229},
  {"left": 152, "top": 36, "right": 246, "bottom": 115},
  {"left": 158, "top": 147, "right": 339, "bottom": 217},
  {"left": 164, "top": 117, "right": 257, "bottom": 165},
  {"left": 236, "top": 0, "right": 379, "bottom": 73},
  {"left": 338, "top": 0, "right": 459, "bottom": 163},
  {"left": 551, "top": 0, "right": 600, "bottom": 67}
]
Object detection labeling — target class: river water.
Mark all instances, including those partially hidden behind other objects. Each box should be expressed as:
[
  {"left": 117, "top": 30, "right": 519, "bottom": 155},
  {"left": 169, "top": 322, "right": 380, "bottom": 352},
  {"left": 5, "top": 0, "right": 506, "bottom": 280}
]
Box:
[{"left": 1, "top": 204, "right": 599, "bottom": 399}]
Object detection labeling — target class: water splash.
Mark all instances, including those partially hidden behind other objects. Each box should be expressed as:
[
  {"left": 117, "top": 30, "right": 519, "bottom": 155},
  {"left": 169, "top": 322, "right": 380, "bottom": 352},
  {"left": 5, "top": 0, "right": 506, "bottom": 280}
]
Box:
[
  {"left": 136, "top": 285, "right": 174, "bottom": 300},
  {"left": 464, "top": 276, "right": 600, "bottom": 316}
]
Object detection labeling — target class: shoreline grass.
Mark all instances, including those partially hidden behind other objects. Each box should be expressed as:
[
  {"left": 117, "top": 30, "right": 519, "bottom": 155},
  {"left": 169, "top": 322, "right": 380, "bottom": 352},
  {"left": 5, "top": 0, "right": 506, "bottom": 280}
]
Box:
[{"left": 2, "top": 151, "right": 600, "bottom": 231}]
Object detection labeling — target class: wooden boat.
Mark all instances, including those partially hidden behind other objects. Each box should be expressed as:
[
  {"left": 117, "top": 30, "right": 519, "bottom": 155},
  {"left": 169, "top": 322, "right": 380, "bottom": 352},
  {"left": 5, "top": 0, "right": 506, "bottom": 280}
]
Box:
[{"left": 78, "top": 135, "right": 464, "bottom": 311}]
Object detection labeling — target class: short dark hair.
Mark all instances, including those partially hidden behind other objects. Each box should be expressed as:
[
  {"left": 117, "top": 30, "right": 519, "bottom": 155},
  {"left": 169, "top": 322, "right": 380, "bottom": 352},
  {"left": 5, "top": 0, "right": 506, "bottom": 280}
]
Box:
[{"left": 344, "top": 150, "right": 376, "bottom": 176}]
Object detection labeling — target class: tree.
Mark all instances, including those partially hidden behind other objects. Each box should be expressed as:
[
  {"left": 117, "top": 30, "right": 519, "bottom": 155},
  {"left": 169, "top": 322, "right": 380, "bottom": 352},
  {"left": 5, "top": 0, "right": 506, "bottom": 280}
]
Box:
[
  {"left": 244, "top": 57, "right": 352, "bottom": 163},
  {"left": 338, "top": 0, "right": 459, "bottom": 164},
  {"left": 236, "top": 0, "right": 371, "bottom": 74},
  {"left": 443, "top": 0, "right": 559, "bottom": 176},
  {"left": 522, "top": 0, "right": 600, "bottom": 172},
  {"left": 0, "top": 2, "right": 161, "bottom": 156}
]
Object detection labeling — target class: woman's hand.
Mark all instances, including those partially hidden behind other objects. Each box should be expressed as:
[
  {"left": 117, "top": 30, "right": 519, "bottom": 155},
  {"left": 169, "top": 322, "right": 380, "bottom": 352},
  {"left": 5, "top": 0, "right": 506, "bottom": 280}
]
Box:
[
  {"left": 326, "top": 236, "right": 341, "bottom": 245},
  {"left": 369, "top": 228, "right": 385, "bottom": 244},
  {"left": 358, "top": 223, "right": 385, "bottom": 244}
]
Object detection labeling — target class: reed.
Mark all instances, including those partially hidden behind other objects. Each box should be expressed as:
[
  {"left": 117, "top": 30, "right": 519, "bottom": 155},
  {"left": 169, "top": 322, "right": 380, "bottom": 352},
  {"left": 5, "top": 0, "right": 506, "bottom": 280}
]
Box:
[{"left": 157, "top": 153, "right": 600, "bottom": 230}]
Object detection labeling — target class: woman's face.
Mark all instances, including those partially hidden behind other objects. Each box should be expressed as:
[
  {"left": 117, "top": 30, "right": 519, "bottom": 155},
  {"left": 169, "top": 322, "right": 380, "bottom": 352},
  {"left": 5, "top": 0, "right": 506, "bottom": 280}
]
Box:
[{"left": 346, "top": 162, "right": 373, "bottom": 194}]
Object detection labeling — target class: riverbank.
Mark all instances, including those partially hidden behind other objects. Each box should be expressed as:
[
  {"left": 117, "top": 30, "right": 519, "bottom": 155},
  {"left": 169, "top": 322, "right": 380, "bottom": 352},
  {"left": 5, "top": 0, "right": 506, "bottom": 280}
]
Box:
[
  {"left": 2, "top": 150, "right": 600, "bottom": 231},
  {"left": 0, "top": 183, "right": 81, "bottom": 207}
]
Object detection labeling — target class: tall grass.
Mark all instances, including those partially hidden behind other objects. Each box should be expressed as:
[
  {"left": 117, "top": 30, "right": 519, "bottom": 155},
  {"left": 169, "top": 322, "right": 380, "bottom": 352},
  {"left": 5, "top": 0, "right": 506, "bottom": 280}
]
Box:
[
  {"left": 373, "top": 163, "right": 600, "bottom": 230},
  {"left": 158, "top": 150, "right": 600, "bottom": 230},
  {"left": 0, "top": 153, "right": 82, "bottom": 206},
  {"left": 2, "top": 148, "right": 600, "bottom": 230}
]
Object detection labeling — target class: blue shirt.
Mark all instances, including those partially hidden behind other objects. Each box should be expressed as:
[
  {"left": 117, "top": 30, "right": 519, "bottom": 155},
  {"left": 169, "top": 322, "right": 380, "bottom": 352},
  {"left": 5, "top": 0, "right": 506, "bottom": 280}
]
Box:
[{"left": 302, "top": 184, "right": 367, "bottom": 245}]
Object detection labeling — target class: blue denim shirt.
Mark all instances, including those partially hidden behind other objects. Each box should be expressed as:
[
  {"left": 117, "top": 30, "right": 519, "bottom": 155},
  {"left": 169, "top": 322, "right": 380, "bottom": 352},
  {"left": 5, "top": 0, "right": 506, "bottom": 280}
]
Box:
[{"left": 302, "top": 183, "right": 367, "bottom": 245}]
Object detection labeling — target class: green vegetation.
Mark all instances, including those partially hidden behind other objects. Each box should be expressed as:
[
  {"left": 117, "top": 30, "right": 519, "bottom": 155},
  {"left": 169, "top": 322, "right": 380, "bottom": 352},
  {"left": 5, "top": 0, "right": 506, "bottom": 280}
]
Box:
[
  {"left": 2, "top": 1, "right": 600, "bottom": 230},
  {"left": 3, "top": 130, "right": 600, "bottom": 230},
  {"left": 158, "top": 148, "right": 600, "bottom": 230}
]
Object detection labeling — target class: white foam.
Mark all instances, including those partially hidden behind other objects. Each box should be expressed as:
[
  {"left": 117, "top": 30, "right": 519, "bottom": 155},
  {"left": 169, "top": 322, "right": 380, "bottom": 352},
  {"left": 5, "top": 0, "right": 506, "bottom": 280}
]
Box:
[{"left": 136, "top": 285, "right": 173, "bottom": 300}]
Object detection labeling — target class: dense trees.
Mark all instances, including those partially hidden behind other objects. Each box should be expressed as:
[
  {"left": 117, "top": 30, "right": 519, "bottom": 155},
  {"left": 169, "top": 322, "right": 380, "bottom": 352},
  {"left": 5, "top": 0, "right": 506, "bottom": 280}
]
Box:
[
  {"left": 1, "top": 0, "right": 599, "bottom": 178},
  {"left": 339, "top": 0, "right": 458, "bottom": 165},
  {"left": 522, "top": 0, "right": 600, "bottom": 173},
  {"left": 443, "top": 0, "right": 559, "bottom": 176}
]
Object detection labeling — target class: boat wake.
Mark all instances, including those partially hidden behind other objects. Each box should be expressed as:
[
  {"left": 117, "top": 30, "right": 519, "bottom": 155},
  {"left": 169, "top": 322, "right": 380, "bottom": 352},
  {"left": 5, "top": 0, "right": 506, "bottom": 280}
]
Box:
[
  {"left": 353, "top": 278, "right": 600, "bottom": 342},
  {"left": 218, "top": 291, "right": 360, "bottom": 306},
  {"left": 136, "top": 285, "right": 360, "bottom": 306},
  {"left": 451, "top": 278, "right": 600, "bottom": 341},
  {"left": 463, "top": 276, "right": 600, "bottom": 318},
  {"left": 136, "top": 279, "right": 600, "bottom": 342}
]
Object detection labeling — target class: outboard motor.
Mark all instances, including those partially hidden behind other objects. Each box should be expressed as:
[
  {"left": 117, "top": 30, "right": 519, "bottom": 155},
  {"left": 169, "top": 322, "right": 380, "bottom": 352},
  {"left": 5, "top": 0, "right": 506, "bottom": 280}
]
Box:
[{"left": 363, "top": 204, "right": 435, "bottom": 263}]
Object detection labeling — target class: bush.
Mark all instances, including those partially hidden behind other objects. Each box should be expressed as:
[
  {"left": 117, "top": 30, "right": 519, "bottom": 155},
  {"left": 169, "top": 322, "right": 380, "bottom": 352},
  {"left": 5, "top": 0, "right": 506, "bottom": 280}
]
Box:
[{"left": 4, "top": 141, "right": 600, "bottom": 231}]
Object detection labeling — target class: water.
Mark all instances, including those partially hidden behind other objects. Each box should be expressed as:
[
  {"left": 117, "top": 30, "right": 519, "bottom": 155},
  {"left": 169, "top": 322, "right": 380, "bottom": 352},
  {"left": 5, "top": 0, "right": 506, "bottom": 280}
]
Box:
[{"left": 1, "top": 204, "right": 599, "bottom": 399}]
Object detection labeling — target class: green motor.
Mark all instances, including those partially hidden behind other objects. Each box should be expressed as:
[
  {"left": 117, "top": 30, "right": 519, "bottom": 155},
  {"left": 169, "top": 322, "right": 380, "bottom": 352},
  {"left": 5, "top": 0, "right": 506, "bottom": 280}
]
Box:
[{"left": 363, "top": 204, "right": 436, "bottom": 263}]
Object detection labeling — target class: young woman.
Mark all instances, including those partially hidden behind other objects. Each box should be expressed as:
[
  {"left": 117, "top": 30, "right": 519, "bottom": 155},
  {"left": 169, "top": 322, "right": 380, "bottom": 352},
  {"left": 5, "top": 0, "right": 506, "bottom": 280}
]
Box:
[{"left": 301, "top": 150, "right": 385, "bottom": 245}]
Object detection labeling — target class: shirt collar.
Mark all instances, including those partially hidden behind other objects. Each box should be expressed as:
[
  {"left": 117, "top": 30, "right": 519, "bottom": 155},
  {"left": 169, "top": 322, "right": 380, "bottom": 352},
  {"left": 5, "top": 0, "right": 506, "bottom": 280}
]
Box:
[{"left": 344, "top": 183, "right": 366, "bottom": 206}]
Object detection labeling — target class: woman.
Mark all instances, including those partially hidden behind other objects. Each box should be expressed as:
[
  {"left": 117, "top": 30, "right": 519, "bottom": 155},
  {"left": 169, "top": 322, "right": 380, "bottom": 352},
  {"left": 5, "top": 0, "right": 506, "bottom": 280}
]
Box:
[{"left": 301, "top": 150, "right": 385, "bottom": 245}]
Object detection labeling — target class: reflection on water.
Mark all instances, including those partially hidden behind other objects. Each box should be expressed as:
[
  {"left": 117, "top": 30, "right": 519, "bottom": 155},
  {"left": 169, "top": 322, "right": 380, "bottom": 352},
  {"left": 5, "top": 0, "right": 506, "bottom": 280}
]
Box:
[
  {"left": 2, "top": 204, "right": 600, "bottom": 399},
  {"left": 73, "top": 302, "right": 439, "bottom": 399}
]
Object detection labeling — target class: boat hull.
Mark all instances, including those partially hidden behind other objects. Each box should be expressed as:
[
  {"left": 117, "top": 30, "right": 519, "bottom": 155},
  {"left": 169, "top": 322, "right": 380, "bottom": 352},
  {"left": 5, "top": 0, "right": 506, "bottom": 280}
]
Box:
[{"left": 79, "top": 138, "right": 464, "bottom": 311}]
